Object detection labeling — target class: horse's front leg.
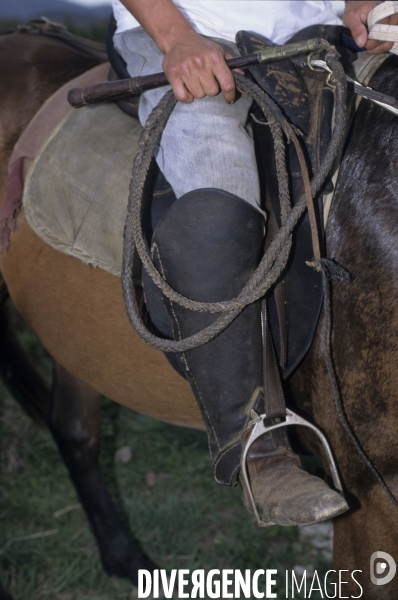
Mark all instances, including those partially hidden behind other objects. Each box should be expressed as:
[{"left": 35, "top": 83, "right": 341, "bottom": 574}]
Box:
[
  {"left": 0, "top": 581, "right": 13, "bottom": 600},
  {"left": 49, "top": 362, "right": 156, "bottom": 584}
]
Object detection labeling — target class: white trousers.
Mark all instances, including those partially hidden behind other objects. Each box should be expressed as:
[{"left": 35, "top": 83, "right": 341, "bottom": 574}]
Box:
[{"left": 114, "top": 28, "right": 261, "bottom": 210}]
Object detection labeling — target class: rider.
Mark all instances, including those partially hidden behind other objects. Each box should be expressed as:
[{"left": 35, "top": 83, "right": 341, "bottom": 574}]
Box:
[{"left": 112, "top": 0, "right": 396, "bottom": 526}]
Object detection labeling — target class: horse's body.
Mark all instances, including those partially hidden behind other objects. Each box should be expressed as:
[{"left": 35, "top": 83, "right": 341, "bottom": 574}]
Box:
[
  {"left": 0, "top": 28, "right": 398, "bottom": 598},
  {"left": 0, "top": 30, "right": 200, "bottom": 430}
]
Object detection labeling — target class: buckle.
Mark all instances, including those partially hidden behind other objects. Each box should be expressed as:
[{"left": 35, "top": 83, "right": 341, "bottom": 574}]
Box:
[{"left": 240, "top": 409, "right": 345, "bottom": 527}]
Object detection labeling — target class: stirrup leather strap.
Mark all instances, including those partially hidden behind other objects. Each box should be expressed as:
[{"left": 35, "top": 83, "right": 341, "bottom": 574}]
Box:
[{"left": 261, "top": 301, "right": 286, "bottom": 419}]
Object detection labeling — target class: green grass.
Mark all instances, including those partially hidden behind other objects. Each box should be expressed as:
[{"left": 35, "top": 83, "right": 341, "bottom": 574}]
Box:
[{"left": 0, "top": 303, "right": 334, "bottom": 599}]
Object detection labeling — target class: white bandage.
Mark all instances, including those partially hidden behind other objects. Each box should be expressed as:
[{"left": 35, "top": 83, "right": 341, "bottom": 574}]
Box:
[{"left": 368, "top": 0, "right": 398, "bottom": 54}]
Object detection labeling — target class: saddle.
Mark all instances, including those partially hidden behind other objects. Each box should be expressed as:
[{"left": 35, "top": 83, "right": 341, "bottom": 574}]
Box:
[{"left": 236, "top": 25, "right": 359, "bottom": 377}]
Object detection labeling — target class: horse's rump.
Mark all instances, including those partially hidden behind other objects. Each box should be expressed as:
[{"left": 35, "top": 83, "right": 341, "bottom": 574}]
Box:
[
  {"left": 1, "top": 63, "right": 110, "bottom": 252},
  {"left": 8, "top": 63, "right": 139, "bottom": 275}
]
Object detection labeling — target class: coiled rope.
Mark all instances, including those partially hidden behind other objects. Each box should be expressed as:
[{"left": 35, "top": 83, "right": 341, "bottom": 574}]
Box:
[{"left": 121, "top": 39, "right": 347, "bottom": 353}]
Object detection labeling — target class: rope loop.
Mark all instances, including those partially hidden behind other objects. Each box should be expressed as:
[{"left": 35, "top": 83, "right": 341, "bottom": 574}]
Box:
[{"left": 121, "top": 39, "right": 347, "bottom": 353}]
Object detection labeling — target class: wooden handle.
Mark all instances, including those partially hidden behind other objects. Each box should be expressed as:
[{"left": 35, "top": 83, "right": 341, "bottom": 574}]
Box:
[
  {"left": 68, "top": 41, "right": 323, "bottom": 109},
  {"left": 67, "top": 53, "right": 261, "bottom": 108}
]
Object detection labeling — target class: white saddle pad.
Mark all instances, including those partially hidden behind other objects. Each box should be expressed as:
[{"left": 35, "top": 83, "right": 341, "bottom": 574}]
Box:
[{"left": 23, "top": 100, "right": 142, "bottom": 276}]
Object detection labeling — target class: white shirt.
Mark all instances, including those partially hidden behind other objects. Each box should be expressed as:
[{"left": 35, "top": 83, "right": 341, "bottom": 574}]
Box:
[{"left": 112, "top": 1, "right": 343, "bottom": 45}]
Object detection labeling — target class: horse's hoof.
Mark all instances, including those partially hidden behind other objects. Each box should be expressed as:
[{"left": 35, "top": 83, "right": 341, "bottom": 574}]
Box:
[
  {"left": 100, "top": 535, "right": 158, "bottom": 586},
  {"left": 0, "top": 587, "right": 13, "bottom": 600}
]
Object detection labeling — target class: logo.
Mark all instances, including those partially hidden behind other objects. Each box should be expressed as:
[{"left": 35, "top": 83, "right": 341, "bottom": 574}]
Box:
[{"left": 370, "top": 551, "right": 396, "bottom": 586}]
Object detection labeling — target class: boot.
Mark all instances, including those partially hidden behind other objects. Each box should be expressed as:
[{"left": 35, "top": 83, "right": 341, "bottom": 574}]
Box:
[
  {"left": 147, "top": 188, "right": 348, "bottom": 523},
  {"left": 242, "top": 422, "right": 348, "bottom": 526}
]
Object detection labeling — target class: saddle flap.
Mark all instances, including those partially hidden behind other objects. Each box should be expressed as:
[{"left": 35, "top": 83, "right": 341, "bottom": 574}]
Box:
[
  {"left": 236, "top": 30, "right": 311, "bottom": 134},
  {"left": 236, "top": 29, "right": 340, "bottom": 377},
  {"left": 257, "top": 120, "right": 324, "bottom": 378}
]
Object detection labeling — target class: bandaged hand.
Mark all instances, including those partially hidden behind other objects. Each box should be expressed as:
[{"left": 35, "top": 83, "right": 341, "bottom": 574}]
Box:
[{"left": 344, "top": 0, "right": 398, "bottom": 53}]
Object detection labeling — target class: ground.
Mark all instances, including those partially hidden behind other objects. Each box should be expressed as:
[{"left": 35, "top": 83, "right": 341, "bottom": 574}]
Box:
[{"left": 0, "top": 301, "right": 334, "bottom": 599}]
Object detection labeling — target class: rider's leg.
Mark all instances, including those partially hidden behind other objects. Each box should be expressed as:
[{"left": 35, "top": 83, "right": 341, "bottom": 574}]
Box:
[
  {"left": 115, "top": 28, "right": 348, "bottom": 524},
  {"left": 152, "top": 189, "right": 263, "bottom": 485},
  {"left": 150, "top": 189, "right": 348, "bottom": 525},
  {"left": 114, "top": 28, "right": 261, "bottom": 210}
]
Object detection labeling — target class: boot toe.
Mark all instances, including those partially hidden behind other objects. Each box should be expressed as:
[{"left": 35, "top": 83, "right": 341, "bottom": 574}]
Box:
[
  {"left": 294, "top": 489, "right": 349, "bottom": 526},
  {"left": 242, "top": 449, "right": 349, "bottom": 527},
  {"left": 269, "top": 486, "right": 349, "bottom": 526}
]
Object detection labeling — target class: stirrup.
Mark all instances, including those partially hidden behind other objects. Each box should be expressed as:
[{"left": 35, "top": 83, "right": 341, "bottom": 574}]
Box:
[{"left": 240, "top": 408, "right": 345, "bottom": 527}]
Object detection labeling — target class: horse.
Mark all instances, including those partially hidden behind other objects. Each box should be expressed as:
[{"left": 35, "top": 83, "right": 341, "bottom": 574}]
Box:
[{"left": 0, "top": 24, "right": 397, "bottom": 600}]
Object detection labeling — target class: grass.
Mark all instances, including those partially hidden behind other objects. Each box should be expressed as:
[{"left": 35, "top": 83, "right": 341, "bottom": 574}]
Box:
[{"left": 0, "top": 302, "right": 335, "bottom": 600}]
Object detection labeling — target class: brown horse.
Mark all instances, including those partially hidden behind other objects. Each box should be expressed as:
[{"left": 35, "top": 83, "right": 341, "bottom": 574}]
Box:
[{"left": 0, "top": 25, "right": 398, "bottom": 599}]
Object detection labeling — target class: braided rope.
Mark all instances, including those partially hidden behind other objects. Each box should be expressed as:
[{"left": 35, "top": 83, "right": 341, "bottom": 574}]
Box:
[{"left": 121, "top": 41, "right": 347, "bottom": 353}]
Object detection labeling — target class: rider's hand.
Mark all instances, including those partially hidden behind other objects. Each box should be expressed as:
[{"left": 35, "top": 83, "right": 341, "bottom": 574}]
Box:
[
  {"left": 344, "top": 0, "right": 398, "bottom": 54},
  {"left": 162, "top": 31, "right": 236, "bottom": 104}
]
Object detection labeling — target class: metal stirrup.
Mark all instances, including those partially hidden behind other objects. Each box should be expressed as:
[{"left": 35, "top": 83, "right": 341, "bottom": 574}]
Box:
[{"left": 239, "top": 409, "right": 344, "bottom": 527}]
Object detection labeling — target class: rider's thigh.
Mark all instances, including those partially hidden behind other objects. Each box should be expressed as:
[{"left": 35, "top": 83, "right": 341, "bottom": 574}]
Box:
[{"left": 114, "top": 28, "right": 261, "bottom": 210}]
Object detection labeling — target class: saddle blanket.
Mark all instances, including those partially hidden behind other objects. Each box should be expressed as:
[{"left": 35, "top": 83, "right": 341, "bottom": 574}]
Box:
[
  {"left": 3, "top": 50, "right": 387, "bottom": 280},
  {"left": 13, "top": 63, "right": 142, "bottom": 276}
]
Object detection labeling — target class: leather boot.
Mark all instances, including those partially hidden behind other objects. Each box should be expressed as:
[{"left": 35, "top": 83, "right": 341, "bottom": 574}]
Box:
[
  {"left": 242, "top": 424, "right": 348, "bottom": 526},
  {"left": 150, "top": 188, "right": 264, "bottom": 485},
  {"left": 147, "top": 188, "right": 348, "bottom": 523}
]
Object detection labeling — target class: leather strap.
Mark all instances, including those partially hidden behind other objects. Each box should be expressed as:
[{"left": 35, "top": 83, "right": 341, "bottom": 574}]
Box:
[{"left": 262, "top": 300, "right": 286, "bottom": 419}]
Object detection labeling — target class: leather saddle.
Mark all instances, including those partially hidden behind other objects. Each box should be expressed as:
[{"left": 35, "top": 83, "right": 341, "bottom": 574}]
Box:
[
  {"left": 106, "top": 19, "right": 360, "bottom": 379},
  {"left": 236, "top": 25, "right": 359, "bottom": 377}
]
